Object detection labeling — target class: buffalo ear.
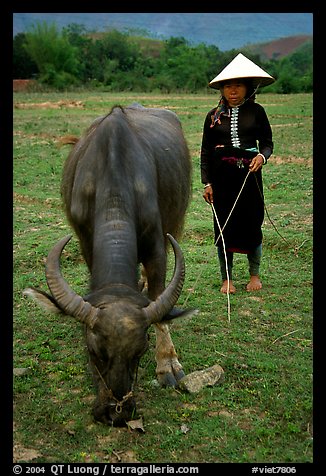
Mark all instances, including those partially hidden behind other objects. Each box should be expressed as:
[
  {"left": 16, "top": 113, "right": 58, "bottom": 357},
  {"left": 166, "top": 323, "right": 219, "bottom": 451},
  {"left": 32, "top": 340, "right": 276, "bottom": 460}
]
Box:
[
  {"left": 161, "top": 307, "right": 199, "bottom": 322},
  {"left": 23, "top": 287, "right": 62, "bottom": 314}
]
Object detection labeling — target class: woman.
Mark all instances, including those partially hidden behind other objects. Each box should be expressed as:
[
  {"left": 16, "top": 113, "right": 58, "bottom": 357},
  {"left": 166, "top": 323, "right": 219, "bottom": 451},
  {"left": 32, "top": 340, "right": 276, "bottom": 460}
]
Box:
[{"left": 200, "top": 53, "right": 275, "bottom": 293}]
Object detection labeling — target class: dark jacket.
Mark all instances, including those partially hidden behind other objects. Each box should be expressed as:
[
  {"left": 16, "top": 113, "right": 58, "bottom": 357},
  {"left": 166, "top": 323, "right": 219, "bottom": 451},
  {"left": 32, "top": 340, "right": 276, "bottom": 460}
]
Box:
[{"left": 200, "top": 100, "right": 273, "bottom": 184}]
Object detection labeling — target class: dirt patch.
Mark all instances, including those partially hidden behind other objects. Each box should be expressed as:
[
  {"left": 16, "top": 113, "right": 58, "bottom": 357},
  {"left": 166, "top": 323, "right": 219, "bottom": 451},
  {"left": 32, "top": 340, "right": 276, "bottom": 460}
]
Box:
[
  {"left": 14, "top": 130, "right": 79, "bottom": 148},
  {"left": 14, "top": 100, "right": 85, "bottom": 109},
  {"left": 109, "top": 449, "right": 141, "bottom": 463},
  {"left": 13, "top": 444, "right": 42, "bottom": 463},
  {"left": 271, "top": 155, "right": 312, "bottom": 166},
  {"left": 272, "top": 122, "right": 305, "bottom": 127},
  {"left": 14, "top": 192, "right": 61, "bottom": 208}
]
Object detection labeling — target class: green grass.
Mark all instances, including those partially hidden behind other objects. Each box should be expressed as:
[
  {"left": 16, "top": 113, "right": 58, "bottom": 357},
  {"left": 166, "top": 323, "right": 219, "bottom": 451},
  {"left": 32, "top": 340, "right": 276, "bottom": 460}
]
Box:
[{"left": 13, "top": 91, "right": 313, "bottom": 463}]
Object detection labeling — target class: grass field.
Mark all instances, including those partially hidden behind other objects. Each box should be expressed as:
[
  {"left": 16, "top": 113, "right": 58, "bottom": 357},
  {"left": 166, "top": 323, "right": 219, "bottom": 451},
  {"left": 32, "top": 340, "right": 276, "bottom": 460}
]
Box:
[{"left": 13, "top": 91, "right": 313, "bottom": 464}]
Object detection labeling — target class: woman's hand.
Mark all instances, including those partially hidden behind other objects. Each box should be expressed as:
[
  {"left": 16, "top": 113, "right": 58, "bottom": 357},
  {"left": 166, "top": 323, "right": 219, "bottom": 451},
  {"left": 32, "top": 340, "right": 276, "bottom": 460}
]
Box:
[
  {"left": 203, "top": 184, "right": 213, "bottom": 204},
  {"left": 249, "top": 154, "right": 264, "bottom": 172}
]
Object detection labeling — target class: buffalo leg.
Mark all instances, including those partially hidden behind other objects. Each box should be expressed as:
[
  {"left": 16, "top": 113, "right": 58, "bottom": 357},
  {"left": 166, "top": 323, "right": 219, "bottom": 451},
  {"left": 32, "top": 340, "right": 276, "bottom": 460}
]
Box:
[
  {"left": 154, "top": 322, "right": 185, "bottom": 387},
  {"left": 143, "top": 239, "right": 185, "bottom": 386},
  {"left": 138, "top": 265, "right": 148, "bottom": 292}
]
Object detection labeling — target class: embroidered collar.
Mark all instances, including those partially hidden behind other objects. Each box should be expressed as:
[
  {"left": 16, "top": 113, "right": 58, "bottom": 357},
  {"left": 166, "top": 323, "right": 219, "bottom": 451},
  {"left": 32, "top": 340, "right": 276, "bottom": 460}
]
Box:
[{"left": 210, "top": 93, "right": 256, "bottom": 128}]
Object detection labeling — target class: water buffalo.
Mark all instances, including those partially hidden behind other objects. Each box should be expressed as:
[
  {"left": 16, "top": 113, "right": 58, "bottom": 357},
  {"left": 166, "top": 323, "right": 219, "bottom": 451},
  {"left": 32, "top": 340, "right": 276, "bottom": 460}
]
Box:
[{"left": 24, "top": 103, "right": 196, "bottom": 426}]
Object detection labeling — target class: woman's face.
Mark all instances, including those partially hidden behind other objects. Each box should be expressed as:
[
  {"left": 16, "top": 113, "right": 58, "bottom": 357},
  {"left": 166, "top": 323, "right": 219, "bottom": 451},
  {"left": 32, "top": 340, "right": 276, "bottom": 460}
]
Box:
[{"left": 221, "top": 79, "right": 247, "bottom": 106}]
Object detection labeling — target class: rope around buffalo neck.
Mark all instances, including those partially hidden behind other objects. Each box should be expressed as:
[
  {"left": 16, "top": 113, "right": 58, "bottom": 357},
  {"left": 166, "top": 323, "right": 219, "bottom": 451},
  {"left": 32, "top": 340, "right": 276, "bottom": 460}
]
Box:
[{"left": 94, "top": 364, "right": 133, "bottom": 414}]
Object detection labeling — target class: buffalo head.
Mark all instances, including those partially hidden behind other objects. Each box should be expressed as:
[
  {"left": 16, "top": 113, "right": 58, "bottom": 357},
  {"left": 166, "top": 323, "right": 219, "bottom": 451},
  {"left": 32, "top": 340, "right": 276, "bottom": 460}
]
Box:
[{"left": 24, "top": 233, "right": 190, "bottom": 426}]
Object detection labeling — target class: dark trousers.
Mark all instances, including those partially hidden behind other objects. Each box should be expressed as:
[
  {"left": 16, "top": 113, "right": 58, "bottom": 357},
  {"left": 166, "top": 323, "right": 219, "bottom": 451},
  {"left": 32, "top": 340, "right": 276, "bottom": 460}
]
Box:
[{"left": 217, "top": 244, "right": 262, "bottom": 281}]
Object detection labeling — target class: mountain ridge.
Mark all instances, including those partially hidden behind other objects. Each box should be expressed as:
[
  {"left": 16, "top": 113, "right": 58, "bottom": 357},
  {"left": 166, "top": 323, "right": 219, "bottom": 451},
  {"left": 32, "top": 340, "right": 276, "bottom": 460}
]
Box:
[
  {"left": 243, "top": 35, "right": 312, "bottom": 60},
  {"left": 13, "top": 12, "right": 313, "bottom": 52}
]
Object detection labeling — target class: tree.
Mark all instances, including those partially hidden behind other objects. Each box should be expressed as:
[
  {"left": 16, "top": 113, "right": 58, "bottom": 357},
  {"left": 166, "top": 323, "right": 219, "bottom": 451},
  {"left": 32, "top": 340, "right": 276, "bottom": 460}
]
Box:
[
  {"left": 13, "top": 33, "right": 38, "bottom": 79},
  {"left": 23, "top": 21, "right": 80, "bottom": 88},
  {"left": 14, "top": 22, "right": 312, "bottom": 93}
]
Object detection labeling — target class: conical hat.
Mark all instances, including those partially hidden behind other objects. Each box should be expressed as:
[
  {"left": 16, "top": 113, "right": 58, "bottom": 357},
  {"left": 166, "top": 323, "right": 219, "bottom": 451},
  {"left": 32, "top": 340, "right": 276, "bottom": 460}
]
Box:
[{"left": 209, "top": 53, "right": 275, "bottom": 89}]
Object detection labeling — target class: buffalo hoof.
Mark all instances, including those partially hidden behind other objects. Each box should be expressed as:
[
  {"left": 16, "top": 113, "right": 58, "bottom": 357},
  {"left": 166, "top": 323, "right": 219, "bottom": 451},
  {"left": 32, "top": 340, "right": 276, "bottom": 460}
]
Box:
[
  {"left": 157, "top": 368, "right": 185, "bottom": 388},
  {"left": 174, "top": 368, "right": 186, "bottom": 383},
  {"left": 157, "top": 371, "right": 178, "bottom": 387}
]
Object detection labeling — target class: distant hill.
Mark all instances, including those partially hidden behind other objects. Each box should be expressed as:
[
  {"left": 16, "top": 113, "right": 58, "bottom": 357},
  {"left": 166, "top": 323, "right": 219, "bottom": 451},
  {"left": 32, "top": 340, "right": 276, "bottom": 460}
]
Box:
[
  {"left": 13, "top": 12, "right": 313, "bottom": 52},
  {"left": 115, "top": 33, "right": 312, "bottom": 63},
  {"left": 243, "top": 35, "right": 312, "bottom": 60}
]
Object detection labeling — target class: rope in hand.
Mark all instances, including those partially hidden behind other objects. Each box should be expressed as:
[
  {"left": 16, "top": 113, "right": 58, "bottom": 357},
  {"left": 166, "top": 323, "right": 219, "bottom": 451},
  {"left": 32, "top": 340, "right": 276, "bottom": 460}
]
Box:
[
  {"left": 183, "top": 166, "right": 308, "bottom": 321},
  {"left": 253, "top": 174, "right": 309, "bottom": 256},
  {"left": 253, "top": 174, "right": 290, "bottom": 247},
  {"left": 214, "top": 170, "right": 251, "bottom": 245},
  {"left": 211, "top": 169, "right": 251, "bottom": 323},
  {"left": 182, "top": 170, "right": 251, "bottom": 319},
  {"left": 210, "top": 202, "right": 231, "bottom": 323}
]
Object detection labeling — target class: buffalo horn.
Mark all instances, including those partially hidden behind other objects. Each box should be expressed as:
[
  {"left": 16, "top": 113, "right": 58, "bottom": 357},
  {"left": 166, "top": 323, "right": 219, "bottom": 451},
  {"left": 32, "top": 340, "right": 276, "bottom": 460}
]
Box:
[
  {"left": 45, "top": 235, "right": 99, "bottom": 328},
  {"left": 143, "top": 234, "right": 185, "bottom": 324}
]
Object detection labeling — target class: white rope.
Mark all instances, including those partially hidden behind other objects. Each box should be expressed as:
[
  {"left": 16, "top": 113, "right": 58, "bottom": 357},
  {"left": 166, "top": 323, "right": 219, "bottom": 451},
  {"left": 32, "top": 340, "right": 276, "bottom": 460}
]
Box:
[
  {"left": 214, "top": 170, "right": 251, "bottom": 246},
  {"left": 211, "top": 169, "right": 251, "bottom": 324},
  {"left": 211, "top": 202, "right": 231, "bottom": 323},
  {"left": 182, "top": 169, "right": 252, "bottom": 323}
]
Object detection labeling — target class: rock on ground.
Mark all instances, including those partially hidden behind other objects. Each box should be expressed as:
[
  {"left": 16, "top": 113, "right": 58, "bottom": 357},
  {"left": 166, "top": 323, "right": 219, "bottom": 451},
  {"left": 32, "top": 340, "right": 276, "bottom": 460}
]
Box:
[{"left": 179, "top": 364, "right": 225, "bottom": 393}]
